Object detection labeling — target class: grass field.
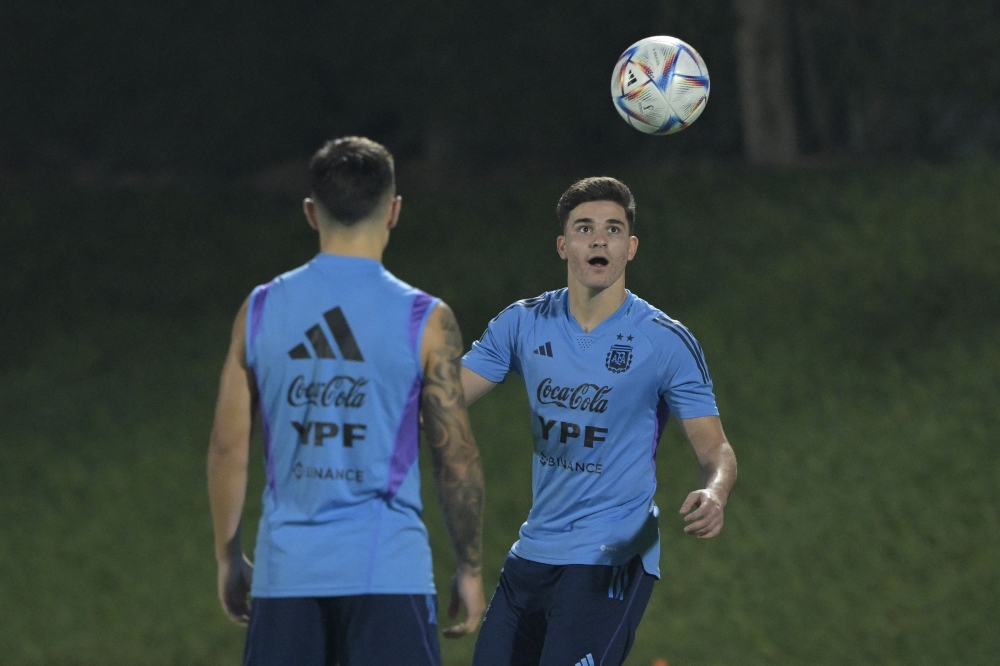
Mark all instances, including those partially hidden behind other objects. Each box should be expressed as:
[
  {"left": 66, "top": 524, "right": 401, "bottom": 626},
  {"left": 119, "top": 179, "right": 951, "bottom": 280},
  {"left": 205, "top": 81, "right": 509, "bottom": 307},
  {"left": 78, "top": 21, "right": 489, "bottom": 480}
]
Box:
[{"left": 1, "top": 162, "right": 998, "bottom": 665}]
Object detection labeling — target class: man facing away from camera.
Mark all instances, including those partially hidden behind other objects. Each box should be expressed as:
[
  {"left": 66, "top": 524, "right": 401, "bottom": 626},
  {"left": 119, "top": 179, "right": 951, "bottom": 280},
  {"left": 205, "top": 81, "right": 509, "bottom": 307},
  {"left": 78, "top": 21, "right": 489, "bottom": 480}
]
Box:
[
  {"left": 207, "top": 136, "right": 485, "bottom": 666},
  {"left": 462, "top": 177, "right": 737, "bottom": 666}
]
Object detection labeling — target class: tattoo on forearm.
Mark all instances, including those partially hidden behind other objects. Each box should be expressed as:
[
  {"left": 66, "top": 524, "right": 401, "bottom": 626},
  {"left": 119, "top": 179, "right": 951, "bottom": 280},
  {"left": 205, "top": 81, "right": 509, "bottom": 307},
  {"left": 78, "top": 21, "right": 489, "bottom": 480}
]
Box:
[{"left": 421, "top": 308, "right": 485, "bottom": 572}]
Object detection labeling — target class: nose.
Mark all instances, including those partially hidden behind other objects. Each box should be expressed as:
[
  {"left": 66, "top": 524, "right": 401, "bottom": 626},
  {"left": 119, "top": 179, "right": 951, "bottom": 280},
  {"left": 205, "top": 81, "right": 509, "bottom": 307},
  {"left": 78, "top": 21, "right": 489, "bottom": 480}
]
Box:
[{"left": 590, "top": 232, "right": 609, "bottom": 247}]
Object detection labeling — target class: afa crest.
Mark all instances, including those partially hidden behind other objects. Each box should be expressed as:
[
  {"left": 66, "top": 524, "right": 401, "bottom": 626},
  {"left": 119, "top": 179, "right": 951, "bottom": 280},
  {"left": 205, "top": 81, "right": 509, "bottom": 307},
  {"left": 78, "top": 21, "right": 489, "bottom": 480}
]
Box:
[{"left": 605, "top": 344, "right": 633, "bottom": 374}]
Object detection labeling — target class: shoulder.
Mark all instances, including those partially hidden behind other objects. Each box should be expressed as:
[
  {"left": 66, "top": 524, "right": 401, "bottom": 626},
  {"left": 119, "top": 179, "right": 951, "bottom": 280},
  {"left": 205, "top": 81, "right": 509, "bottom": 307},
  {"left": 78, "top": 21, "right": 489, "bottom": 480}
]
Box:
[
  {"left": 629, "top": 298, "right": 713, "bottom": 384},
  {"left": 421, "top": 301, "right": 461, "bottom": 359},
  {"left": 271, "top": 260, "right": 315, "bottom": 287},
  {"left": 247, "top": 262, "right": 312, "bottom": 308},
  {"left": 379, "top": 266, "right": 441, "bottom": 303},
  {"left": 491, "top": 289, "right": 563, "bottom": 325},
  {"left": 627, "top": 295, "right": 702, "bottom": 352},
  {"left": 245, "top": 257, "right": 322, "bottom": 317}
]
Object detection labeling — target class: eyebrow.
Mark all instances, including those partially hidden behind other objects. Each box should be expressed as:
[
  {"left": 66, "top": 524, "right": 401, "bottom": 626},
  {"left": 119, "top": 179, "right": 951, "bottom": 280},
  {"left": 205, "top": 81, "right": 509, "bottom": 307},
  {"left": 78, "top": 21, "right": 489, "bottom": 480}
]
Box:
[{"left": 571, "top": 218, "right": 626, "bottom": 226}]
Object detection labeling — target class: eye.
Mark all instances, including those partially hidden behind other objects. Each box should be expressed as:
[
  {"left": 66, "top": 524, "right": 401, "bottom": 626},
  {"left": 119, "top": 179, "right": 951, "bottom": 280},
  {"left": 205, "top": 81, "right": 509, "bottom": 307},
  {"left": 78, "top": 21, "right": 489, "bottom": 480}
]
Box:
[
  {"left": 578, "top": 225, "right": 591, "bottom": 233},
  {"left": 609, "top": 226, "right": 620, "bottom": 233}
]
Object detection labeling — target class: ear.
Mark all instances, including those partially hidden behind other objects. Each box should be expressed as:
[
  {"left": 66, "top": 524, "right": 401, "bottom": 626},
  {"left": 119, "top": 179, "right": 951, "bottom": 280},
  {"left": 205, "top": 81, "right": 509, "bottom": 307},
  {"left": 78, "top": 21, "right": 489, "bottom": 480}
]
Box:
[
  {"left": 303, "top": 198, "right": 319, "bottom": 231},
  {"left": 556, "top": 235, "right": 567, "bottom": 260},
  {"left": 387, "top": 195, "right": 402, "bottom": 229},
  {"left": 627, "top": 235, "right": 638, "bottom": 261}
]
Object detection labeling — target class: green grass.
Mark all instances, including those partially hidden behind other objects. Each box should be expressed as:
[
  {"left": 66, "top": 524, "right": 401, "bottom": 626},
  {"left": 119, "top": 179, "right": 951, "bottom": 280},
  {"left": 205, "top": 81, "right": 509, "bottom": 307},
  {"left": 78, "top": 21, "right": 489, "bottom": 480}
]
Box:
[{"left": 1, "top": 162, "right": 998, "bottom": 664}]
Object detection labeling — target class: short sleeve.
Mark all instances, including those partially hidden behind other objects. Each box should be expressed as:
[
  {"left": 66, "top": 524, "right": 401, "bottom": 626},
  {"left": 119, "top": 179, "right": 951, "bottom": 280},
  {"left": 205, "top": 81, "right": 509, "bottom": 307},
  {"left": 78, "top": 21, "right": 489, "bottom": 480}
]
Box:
[
  {"left": 462, "top": 304, "right": 522, "bottom": 383},
  {"left": 657, "top": 324, "right": 719, "bottom": 419}
]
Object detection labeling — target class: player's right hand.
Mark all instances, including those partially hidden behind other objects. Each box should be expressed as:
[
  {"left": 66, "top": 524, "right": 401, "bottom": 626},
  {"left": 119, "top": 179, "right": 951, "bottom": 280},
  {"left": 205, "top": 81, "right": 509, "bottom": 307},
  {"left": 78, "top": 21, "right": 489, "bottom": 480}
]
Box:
[
  {"left": 443, "top": 568, "right": 485, "bottom": 638},
  {"left": 217, "top": 552, "right": 254, "bottom": 625},
  {"left": 679, "top": 488, "right": 725, "bottom": 539}
]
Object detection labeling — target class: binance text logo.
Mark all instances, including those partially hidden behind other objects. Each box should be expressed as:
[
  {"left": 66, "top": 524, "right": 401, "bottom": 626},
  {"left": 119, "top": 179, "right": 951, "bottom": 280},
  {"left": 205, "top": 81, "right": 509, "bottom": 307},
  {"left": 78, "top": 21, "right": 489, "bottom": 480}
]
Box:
[{"left": 289, "top": 307, "right": 364, "bottom": 361}]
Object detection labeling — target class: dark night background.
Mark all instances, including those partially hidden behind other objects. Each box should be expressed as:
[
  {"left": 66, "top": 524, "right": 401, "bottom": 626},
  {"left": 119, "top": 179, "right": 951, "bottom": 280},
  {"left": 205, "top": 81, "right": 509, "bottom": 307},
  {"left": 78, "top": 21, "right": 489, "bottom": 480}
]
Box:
[
  {"left": 4, "top": 0, "right": 1000, "bottom": 179},
  {"left": 1, "top": 2, "right": 998, "bottom": 665}
]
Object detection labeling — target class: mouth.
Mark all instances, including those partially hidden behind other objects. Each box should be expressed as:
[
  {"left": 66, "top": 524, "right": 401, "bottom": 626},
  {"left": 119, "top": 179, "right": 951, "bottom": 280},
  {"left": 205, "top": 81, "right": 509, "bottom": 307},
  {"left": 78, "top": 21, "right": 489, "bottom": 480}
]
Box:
[{"left": 588, "top": 256, "right": 609, "bottom": 267}]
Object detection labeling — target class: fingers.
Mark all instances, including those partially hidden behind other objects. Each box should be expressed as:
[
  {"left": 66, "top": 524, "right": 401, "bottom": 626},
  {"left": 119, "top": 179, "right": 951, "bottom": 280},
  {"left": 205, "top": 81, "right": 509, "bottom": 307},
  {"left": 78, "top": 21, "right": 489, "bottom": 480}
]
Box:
[
  {"left": 443, "top": 598, "right": 485, "bottom": 638},
  {"left": 218, "top": 558, "right": 253, "bottom": 625},
  {"left": 443, "top": 614, "right": 483, "bottom": 638},
  {"left": 442, "top": 571, "right": 486, "bottom": 639},
  {"left": 223, "top": 584, "right": 252, "bottom": 625},
  {"left": 684, "top": 513, "right": 722, "bottom": 539},
  {"left": 678, "top": 491, "right": 701, "bottom": 514},
  {"left": 680, "top": 490, "right": 724, "bottom": 539},
  {"left": 220, "top": 581, "right": 251, "bottom": 625},
  {"left": 224, "top": 598, "right": 251, "bottom": 626}
]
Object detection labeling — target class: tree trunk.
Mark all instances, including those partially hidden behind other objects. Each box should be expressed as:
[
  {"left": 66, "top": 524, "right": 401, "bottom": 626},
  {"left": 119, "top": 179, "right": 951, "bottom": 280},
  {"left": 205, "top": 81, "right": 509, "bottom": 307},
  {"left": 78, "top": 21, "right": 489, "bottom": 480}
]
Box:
[
  {"left": 734, "top": 0, "right": 799, "bottom": 165},
  {"left": 793, "top": 4, "right": 833, "bottom": 153}
]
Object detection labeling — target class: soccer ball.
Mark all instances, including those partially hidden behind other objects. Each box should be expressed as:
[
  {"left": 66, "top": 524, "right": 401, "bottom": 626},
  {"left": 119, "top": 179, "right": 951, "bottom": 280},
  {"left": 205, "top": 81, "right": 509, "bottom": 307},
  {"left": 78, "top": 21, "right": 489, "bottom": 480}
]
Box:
[{"left": 611, "top": 36, "right": 710, "bottom": 135}]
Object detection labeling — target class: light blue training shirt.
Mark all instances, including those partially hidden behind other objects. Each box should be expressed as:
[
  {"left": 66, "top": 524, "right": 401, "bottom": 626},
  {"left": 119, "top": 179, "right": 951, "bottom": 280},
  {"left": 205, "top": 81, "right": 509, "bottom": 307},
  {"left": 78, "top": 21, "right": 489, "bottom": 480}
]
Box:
[
  {"left": 245, "top": 253, "right": 439, "bottom": 597},
  {"left": 462, "top": 288, "right": 719, "bottom": 577}
]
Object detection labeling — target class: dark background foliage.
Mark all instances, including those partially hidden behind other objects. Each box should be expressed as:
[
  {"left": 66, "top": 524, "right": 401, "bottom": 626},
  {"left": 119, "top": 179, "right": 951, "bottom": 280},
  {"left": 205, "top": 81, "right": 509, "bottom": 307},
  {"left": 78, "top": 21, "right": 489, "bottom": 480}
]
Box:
[{"left": 3, "top": 0, "right": 999, "bottom": 179}]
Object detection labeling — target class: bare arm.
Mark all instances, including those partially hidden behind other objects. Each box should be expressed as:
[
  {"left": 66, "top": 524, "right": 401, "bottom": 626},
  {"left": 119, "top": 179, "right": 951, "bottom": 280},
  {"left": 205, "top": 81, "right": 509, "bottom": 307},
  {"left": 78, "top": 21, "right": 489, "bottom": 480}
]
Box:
[
  {"left": 420, "top": 302, "right": 486, "bottom": 636},
  {"left": 676, "top": 415, "right": 738, "bottom": 539},
  {"left": 461, "top": 366, "right": 498, "bottom": 406},
  {"left": 207, "top": 297, "right": 255, "bottom": 624}
]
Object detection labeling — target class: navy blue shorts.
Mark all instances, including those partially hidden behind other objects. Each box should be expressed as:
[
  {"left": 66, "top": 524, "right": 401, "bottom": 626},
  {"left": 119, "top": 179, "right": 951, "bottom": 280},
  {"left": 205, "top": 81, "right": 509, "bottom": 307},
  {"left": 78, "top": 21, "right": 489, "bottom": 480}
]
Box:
[
  {"left": 472, "top": 554, "right": 655, "bottom": 666},
  {"left": 243, "top": 594, "right": 440, "bottom": 666}
]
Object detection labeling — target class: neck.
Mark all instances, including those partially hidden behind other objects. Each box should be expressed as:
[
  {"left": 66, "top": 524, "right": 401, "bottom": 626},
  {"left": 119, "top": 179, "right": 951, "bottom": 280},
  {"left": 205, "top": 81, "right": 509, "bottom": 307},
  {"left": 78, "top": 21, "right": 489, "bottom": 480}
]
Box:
[
  {"left": 566, "top": 274, "right": 627, "bottom": 333},
  {"left": 317, "top": 223, "right": 388, "bottom": 262}
]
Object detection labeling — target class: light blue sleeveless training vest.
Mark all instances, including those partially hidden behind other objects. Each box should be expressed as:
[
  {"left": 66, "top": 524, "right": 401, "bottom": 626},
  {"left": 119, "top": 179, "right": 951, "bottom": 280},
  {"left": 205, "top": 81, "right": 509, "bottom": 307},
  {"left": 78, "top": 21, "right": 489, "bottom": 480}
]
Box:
[{"left": 245, "top": 253, "right": 438, "bottom": 597}]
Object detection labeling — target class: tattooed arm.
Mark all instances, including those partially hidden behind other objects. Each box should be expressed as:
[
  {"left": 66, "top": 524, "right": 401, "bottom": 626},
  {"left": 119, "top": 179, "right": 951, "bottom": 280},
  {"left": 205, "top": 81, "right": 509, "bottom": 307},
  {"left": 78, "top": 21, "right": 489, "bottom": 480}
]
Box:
[{"left": 420, "top": 301, "right": 487, "bottom": 637}]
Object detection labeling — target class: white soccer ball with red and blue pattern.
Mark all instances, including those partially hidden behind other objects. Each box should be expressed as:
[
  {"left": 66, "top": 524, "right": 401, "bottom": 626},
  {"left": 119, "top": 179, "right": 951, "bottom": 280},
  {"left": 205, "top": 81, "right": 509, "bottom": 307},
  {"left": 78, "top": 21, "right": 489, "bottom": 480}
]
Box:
[{"left": 611, "top": 36, "right": 710, "bottom": 135}]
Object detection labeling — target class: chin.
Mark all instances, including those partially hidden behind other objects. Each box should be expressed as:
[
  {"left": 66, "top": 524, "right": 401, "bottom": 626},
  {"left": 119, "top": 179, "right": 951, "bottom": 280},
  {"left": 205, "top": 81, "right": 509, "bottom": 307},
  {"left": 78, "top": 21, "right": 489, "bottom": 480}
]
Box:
[
  {"left": 579, "top": 276, "right": 618, "bottom": 291},
  {"left": 570, "top": 263, "right": 624, "bottom": 290}
]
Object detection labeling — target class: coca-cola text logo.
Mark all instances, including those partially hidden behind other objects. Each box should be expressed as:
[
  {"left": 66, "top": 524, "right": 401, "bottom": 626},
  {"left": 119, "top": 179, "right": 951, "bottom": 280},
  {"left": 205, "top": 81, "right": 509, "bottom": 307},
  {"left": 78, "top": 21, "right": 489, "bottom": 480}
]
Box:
[
  {"left": 536, "top": 378, "right": 611, "bottom": 413},
  {"left": 287, "top": 375, "right": 367, "bottom": 408}
]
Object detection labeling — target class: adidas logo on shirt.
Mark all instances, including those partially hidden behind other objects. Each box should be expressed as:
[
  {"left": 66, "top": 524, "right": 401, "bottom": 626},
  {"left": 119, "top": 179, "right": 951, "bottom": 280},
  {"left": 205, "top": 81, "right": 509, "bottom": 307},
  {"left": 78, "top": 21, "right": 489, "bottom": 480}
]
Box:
[
  {"left": 533, "top": 341, "right": 554, "bottom": 357},
  {"left": 574, "top": 654, "right": 595, "bottom": 666},
  {"left": 288, "top": 307, "right": 365, "bottom": 361}
]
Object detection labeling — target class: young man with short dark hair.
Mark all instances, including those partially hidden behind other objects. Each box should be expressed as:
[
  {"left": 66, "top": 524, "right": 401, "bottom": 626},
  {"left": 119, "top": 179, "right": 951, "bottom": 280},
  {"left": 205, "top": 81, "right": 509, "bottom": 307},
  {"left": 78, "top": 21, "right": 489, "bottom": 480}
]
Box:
[
  {"left": 462, "top": 176, "right": 737, "bottom": 666},
  {"left": 208, "top": 136, "right": 486, "bottom": 666}
]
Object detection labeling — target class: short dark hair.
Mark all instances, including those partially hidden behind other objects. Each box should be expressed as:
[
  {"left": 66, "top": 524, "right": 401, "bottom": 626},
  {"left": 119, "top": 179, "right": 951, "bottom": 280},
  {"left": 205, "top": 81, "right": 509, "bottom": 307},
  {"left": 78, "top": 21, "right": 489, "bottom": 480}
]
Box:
[
  {"left": 556, "top": 177, "right": 636, "bottom": 235},
  {"left": 309, "top": 136, "right": 395, "bottom": 225}
]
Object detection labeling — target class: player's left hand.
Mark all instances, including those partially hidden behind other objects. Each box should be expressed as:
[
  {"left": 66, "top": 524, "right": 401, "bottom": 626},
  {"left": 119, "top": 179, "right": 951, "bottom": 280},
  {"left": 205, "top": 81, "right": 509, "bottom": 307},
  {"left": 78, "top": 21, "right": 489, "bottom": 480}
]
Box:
[
  {"left": 679, "top": 489, "right": 725, "bottom": 539},
  {"left": 442, "top": 568, "right": 485, "bottom": 638},
  {"left": 217, "top": 552, "right": 254, "bottom": 625}
]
